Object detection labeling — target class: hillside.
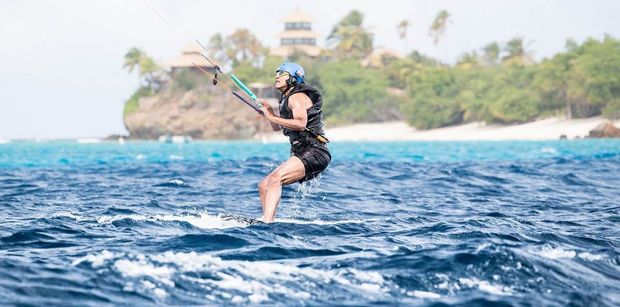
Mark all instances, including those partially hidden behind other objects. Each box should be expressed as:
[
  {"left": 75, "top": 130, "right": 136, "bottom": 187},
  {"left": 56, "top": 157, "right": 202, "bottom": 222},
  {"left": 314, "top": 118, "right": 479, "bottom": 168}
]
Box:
[{"left": 123, "top": 85, "right": 273, "bottom": 140}]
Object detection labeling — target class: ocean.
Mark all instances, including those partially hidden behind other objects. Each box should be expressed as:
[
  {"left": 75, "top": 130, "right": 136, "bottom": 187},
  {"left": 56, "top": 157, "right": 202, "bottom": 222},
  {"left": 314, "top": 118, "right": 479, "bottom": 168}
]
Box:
[{"left": 0, "top": 140, "right": 619, "bottom": 306}]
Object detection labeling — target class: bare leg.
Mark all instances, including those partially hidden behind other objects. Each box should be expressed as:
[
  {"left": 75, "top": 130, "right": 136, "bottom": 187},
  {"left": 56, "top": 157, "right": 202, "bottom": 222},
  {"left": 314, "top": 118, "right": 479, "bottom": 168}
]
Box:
[
  {"left": 258, "top": 177, "right": 269, "bottom": 213},
  {"left": 258, "top": 163, "right": 286, "bottom": 214},
  {"left": 262, "top": 156, "right": 306, "bottom": 223},
  {"left": 258, "top": 165, "right": 285, "bottom": 216}
]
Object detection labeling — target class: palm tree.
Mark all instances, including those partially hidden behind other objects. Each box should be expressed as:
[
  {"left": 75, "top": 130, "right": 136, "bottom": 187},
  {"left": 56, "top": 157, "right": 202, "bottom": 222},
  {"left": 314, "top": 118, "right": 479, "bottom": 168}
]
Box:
[
  {"left": 502, "top": 37, "right": 534, "bottom": 65},
  {"left": 482, "top": 42, "right": 500, "bottom": 65},
  {"left": 225, "top": 29, "right": 264, "bottom": 66},
  {"left": 565, "top": 38, "right": 579, "bottom": 52},
  {"left": 428, "top": 10, "right": 450, "bottom": 47},
  {"left": 123, "top": 47, "right": 162, "bottom": 90},
  {"left": 396, "top": 20, "right": 410, "bottom": 54},
  {"left": 456, "top": 51, "right": 479, "bottom": 69},
  {"left": 327, "top": 10, "right": 374, "bottom": 59},
  {"left": 207, "top": 33, "right": 228, "bottom": 64},
  {"left": 397, "top": 20, "right": 409, "bottom": 40},
  {"left": 428, "top": 10, "right": 450, "bottom": 64},
  {"left": 123, "top": 47, "right": 143, "bottom": 74},
  {"left": 328, "top": 10, "right": 364, "bottom": 41}
]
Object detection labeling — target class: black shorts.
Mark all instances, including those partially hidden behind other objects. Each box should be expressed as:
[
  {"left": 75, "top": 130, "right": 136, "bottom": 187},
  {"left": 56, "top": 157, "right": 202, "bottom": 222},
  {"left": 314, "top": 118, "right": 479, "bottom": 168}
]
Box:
[{"left": 291, "top": 143, "right": 331, "bottom": 183}]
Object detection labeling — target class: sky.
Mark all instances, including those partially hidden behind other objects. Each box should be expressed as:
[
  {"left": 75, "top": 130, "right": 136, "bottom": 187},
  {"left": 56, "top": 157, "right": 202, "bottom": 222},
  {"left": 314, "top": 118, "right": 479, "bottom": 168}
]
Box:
[{"left": 1, "top": 0, "right": 619, "bottom": 139}]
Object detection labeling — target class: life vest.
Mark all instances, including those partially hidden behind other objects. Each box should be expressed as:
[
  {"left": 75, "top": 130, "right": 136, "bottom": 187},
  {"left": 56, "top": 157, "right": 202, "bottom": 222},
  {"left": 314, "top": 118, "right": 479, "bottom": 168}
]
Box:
[{"left": 278, "top": 84, "right": 327, "bottom": 145}]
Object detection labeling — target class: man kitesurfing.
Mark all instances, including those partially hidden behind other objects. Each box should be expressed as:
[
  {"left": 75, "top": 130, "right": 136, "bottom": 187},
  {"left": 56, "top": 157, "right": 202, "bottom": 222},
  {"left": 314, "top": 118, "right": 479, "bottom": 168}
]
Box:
[
  {"left": 140, "top": 2, "right": 330, "bottom": 224},
  {"left": 193, "top": 57, "right": 330, "bottom": 223},
  {"left": 256, "top": 63, "right": 331, "bottom": 223},
  {"left": 193, "top": 58, "right": 330, "bottom": 223}
]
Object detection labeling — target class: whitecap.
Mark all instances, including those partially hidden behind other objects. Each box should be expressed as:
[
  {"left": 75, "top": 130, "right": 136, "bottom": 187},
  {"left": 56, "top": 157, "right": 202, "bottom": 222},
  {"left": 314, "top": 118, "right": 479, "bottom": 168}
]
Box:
[
  {"left": 76, "top": 138, "right": 101, "bottom": 144},
  {"left": 168, "top": 179, "right": 184, "bottom": 185},
  {"left": 54, "top": 211, "right": 87, "bottom": 221},
  {"left": 142, "top": 279, "right": 168, "bottom": 298},
  {"left": 407, "top": 290, "right": 441, "bottom": 299},
  {"left": 275, "top": 217, "right": 369, "bottom": 225},
  {"left": 0, "top": 138, "right": 10, "bottom": 144},
  {"left": 475, "top": 243, "right": 490, "bottom": 253},
  {"left": 72, "top": 250, "right": 117, "bottom": 267},
  {"left": 578, "top": 252, "right": 604, "bottom": 261},
  {"left": 114, "top": 259, "right": 175, "bottom": 286},
  {"left": 76, "top": 250, "right": 388, "bottom": 303},
  {"left": 458, "top": 277, "right": 512, "bottom": 296},
  {"left": 540, "top": 147, "right": 558, "bottom": 154},
  {"left": 158, "top": 212, "right": 252, "bottom": 229},
  {"left": 538, "top": 246, "right": 576, "bottom": 260},
  {"left": 96, "top": 211, "right": 372, "bottom": 229},
  {"left": 96, "top": 214, "right": 147, "bottom": 224},
  {"left": 96, "top": 212, "right": 252, "bottom": 229}
]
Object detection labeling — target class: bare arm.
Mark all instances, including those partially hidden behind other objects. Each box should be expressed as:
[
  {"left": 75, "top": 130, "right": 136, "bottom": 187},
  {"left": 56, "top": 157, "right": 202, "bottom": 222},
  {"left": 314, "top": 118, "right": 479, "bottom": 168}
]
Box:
[{"left": 260, "top": 93, "right": 312, "bottom": 131}]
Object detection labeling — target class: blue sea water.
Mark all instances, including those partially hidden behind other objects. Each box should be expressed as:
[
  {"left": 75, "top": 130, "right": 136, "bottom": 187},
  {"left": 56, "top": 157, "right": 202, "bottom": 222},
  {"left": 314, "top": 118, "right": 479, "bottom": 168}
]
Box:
[{"left": 1, "top": 140, "right": 619, "bottom": 306}]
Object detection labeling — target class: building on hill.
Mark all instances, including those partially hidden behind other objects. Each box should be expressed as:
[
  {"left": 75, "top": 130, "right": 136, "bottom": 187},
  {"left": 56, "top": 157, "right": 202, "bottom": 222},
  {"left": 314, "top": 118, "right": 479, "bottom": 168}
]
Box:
[
  {"left": 270, "top": 9, "right": 322, "bottom": 58},
  {"left": 165, "top": 43, "right": 215, "bottom": 78}
]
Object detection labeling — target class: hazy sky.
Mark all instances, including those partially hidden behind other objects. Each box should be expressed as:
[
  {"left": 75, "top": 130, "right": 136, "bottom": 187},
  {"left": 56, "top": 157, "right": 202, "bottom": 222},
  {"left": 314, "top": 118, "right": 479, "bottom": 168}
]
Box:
[{"left": 1, "top": 0, "right": 619, "bottom": 139}]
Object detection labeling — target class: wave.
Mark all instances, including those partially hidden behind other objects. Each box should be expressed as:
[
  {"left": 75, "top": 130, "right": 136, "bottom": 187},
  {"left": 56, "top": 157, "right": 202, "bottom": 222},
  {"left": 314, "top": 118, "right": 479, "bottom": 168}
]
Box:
[
  {"left": 76, "top": 138, "right": 101, "bottom": 144},
  {"left": 532, "top": 245, "right": 606, "bottom": 261},
  {"left": 73, "top": 250, "right": 389, "bottom": 304},
  {"left": 91, "top": 211, "right": 371, "bottom": 229}
]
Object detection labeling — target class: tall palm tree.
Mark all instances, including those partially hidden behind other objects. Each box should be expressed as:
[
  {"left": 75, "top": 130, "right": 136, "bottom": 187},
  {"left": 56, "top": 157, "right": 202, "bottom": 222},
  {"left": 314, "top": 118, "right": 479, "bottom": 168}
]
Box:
[
  {"left": 123, "top": 47, "right": 161, "bottom": 90},
  {"left": 482, "top": 42, "right": 500, "bottom": 65},
  {"left": 428, "top": 10, "right": 450, "bottom": 47},
  {"left": 328, "top": 10, "right": 364, "bottom": 42},
  {"left": 327, "top": 10, "right": 373, "bottom": 59},
  {"left": 502, "top": 37, "right": 534, "bottom": 65},
  {"left": 397, "top": 20, "right": 409, "bottom": 40},
  {"left": 225, "top": 29, "right": 264, "bottom": 66},
  {"left": 207, "top": 33, "right": 228, "bottom": 64},
  {"left": 456, "top": 51, "right": 479, "bottom": 69},
  {"left": 396, "top": 20, "right": 410, "bottom": 54},
  {"left": 123, "top": 47, "right": 143, "bottom": 74}
]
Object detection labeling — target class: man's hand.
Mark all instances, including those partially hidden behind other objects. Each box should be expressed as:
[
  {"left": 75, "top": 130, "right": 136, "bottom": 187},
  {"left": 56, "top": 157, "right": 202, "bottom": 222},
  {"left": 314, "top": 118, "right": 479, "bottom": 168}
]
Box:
[{"left": 258, "top": 99, "right": 275, "bottom": 120}]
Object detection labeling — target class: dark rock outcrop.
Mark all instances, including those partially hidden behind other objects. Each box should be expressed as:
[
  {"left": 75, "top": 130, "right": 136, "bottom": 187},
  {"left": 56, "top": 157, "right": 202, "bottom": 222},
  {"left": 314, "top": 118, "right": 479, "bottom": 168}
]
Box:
[{"left": 588, "top": 122, "right": 620, "bottom": 138}]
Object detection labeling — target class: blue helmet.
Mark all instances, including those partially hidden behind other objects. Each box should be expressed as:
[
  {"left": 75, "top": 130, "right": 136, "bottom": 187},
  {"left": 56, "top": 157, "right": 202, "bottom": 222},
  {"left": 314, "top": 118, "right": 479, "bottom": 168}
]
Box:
[{"left": 276, "top": 62, "right": 305, "bottom": 84}]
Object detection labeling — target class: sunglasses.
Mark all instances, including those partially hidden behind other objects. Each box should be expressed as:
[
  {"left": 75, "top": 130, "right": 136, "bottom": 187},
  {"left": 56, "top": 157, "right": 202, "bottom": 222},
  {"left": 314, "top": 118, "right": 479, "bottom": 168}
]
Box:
[{"left": 275, "top": 71, "right": 290, "bottom": 78}]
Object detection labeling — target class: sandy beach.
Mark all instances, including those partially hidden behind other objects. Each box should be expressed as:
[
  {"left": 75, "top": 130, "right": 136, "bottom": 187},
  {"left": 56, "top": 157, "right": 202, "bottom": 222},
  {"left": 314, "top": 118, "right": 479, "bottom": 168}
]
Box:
[{"left": 260, "top": 117, "right": 620, "bottom": 142}]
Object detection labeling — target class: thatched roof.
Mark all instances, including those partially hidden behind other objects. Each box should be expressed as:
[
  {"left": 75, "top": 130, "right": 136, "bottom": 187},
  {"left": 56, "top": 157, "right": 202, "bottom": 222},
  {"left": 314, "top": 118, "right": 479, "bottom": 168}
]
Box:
[{"left": 165, "top": 43, "right": 213, "bottom": 68}]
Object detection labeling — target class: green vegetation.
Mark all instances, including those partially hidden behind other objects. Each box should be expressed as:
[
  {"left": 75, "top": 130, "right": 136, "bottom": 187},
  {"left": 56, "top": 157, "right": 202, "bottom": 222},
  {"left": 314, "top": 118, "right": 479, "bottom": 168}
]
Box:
[
  {"left": 122, "top": 48, "right": 163, "bottom": 116},
  {"left": 123, "top": 9, "right": 620, "bottom": 128},
  {"left": 123, "top": 87, "right": 153, "bottom": 117},
  {"left": 400, "top": 35, "right": 620, "bottom": 129},
  {"left": 318, "top": 60, "right": 393, "bottom": 124},
  {"left": 326, "top": 10, "right": 374, "bottom": 60},
  {"left": 173, "top": 69, "right": 200, "bottom": 91}
]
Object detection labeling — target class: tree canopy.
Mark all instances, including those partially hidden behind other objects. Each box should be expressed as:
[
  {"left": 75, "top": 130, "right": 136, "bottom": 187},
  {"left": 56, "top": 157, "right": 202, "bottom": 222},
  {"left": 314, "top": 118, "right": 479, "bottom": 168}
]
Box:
[{"left": 123, "top": 10, "right": 620, "bottom": 128}]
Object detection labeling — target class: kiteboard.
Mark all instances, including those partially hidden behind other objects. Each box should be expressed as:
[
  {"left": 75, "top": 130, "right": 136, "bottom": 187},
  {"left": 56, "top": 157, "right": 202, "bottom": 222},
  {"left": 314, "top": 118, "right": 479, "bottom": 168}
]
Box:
[{"left": 220, "top": 213, "right": 264, "bottom": 225}]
